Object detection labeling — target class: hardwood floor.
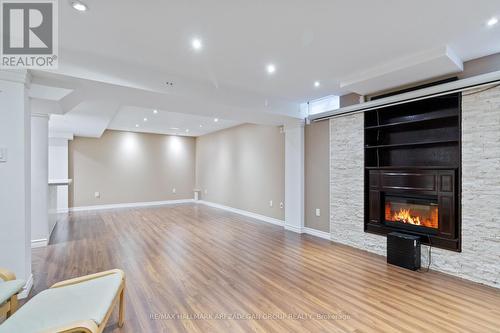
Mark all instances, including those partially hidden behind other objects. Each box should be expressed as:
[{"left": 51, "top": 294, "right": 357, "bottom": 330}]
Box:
[{"left": 31, "top": 204, "right": 500, "bottom": 333}]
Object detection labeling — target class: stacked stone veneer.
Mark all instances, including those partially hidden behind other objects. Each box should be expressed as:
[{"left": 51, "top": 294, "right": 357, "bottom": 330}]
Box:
[{"left": 330, "top": 86, "right": 500, "bottom": 288}]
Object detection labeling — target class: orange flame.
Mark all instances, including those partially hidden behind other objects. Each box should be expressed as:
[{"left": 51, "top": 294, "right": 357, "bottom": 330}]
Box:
[
  {"left": 385, "top": 203, "right": 438, "bottom": 229},
  {"left": 393, "top": 208, "right": 422, "bottom": 225}
]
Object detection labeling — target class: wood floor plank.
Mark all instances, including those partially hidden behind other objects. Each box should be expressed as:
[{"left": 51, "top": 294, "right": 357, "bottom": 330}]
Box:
[{"left": 29, "top": 204, "right": 500, "bottom": 333}]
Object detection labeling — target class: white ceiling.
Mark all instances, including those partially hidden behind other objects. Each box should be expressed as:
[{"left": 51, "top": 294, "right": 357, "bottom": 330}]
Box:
[
  {"left": 58, "top": 0, "right": 500, "bottom": 99},
  {"left": 29, "top": 0, "right": 500, "bottom": 138},
  {"left": 108, "top": 106, "right": 241, "bottom": 137}
]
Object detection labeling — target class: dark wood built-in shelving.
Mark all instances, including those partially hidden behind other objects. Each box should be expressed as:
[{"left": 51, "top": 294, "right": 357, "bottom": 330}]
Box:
[
  {"left": 365, "top": 139, "right": 458, "bottom": 149},
  {"left": 364, "top": 112, "right": 458, "bottom": 130},
  {"left": 364, "top": 91, "right": 461, "bottom": 252}
]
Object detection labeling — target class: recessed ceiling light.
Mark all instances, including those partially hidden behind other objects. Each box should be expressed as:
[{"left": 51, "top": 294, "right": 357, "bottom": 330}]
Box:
[
  {"left": 153, "top": 109, "right": 158, "bottom": 114},
  {"left": 143, "top": 117, "right": 148, "bottom": 122},
  {"left": 487, "top": 17, "right": 498, "bottom": 27},
  {"left": 135, "top": 124, "right": 139, "bottom": 128},
  {"left": 214, "top": 118, "right": 219, "bottom": 122},
  {"left": 266, "top": 64, "right": 276, "bottom": 74},
  {"left": 191, "top": 38, "right": 202, "bottom": 50},
  {"left": 314, "top": 81, "right": 320, "bottom": 88},
  {"left": 71, "top": 0, "right": 88, "bottom": 12},
  {"left": 185, "top": 129, "right": 190, "bottom": 133},
  {"left": 199, "top": 125, "right": 203, "bottom": 128}
]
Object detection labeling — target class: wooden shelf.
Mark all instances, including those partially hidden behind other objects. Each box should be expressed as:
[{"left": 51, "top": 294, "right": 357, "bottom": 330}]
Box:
[
  {"left": 365, "top": 139, "right": 458, "bottom": 149},
  {"left": 365, "top": 166, "right": 459, "bottom": 170},
  {"left": 364, "top": 113, "right": 458, "bottom": 130}
]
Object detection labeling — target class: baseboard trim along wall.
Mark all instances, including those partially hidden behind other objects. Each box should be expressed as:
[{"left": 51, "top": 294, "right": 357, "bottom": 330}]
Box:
[
  {"left": 301, "top": 227, "right": 331, "bottom": 240},
  {"left": 69, "top": 199, "right": 330, "bottom": 240},
  {"left": 69, "top": 199, "right": 195, "bottom": 212},
  {"left": 198, "top": 200, "right": 285, "bottom": 226},
  {"left": 31, "top": 239, "right": 48, "bottom": 248},
  {"left": 198, "top": 200, "right": 331, "bottom": 240},
  {"left": 284, "top": 224, "right": 303, "bottom": 233},
  {"left": 18, "top": 274, "right": 33, "bottom": 299}
]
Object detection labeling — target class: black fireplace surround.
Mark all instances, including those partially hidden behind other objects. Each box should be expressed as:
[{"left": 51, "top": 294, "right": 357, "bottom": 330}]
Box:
[{"left": 364, "top": 90, "right": 461, "bottom": 252}]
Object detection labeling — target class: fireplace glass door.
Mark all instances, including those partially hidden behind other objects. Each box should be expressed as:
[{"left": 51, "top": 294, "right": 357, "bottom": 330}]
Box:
[{"left": 384, "top": 196, "right": 439, "bottom": 230}]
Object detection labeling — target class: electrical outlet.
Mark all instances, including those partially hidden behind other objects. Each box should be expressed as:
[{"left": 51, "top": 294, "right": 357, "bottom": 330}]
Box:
[
  {"left": 172, "top": 188, "right": 176, "bottom": 194},
  {"left": 280, "top": 202, "right": 284, "bottom": 209},
  {"left": 94, "top": 192, "right": 100, "bottom": 199},
  {"left": 315, "top": 208, "right": 321, "bottom": 217},
  {"left": 269, "top": 200, "right": 273, "bottom": 207}
]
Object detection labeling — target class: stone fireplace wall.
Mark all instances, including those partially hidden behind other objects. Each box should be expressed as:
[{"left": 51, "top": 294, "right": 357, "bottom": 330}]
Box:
[{"left": 330, "top": 86, "right": 500, "bottom": 288}]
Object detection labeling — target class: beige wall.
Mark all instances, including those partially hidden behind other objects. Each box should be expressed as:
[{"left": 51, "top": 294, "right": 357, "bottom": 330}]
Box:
[
  {"left": 460, "top": 52, "right": 500, "bottom": 78},
  {"left": 69, "top": 130, "right": 196, "bottom": 207},
  {"left": 303, "top": 95, "right": 358, "bottom": 233},
  {"left": 339, "top": 93, "right": 362, "bottom": 107},
  {"left": 196, "top": 124, "right": 285, "bottom": 220},
  {"left": 304, "top": 120, "right": 330, "bottom": 232}
]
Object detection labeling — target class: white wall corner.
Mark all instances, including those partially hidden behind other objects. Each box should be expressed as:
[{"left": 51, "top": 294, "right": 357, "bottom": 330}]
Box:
[
  {"left": 31, "top": 114, "right": 49, "bottom": 244},
  {"left": 284, "top": 123, "right": 305, "bottom": 233}
]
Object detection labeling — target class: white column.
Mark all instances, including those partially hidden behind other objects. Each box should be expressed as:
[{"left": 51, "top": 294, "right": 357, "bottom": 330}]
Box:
[
  {"left": 0, "top": 70, "right": 32, "bottom": 297},
  {"left": 284, "top": 122, "right": 305, "bottom": 233},
  {"left": 31, "top": 113, "right": 49, "bottom": 247},
  {"left": 48, "top": 135, "right": 70, "bottom": 213}
]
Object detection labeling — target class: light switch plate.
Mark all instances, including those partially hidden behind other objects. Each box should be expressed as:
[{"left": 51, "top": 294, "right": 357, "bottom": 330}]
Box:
[
  {"left": 0, "top": 147, "right": 7, "bottom": 162},
  {"left": 315, "top": 208, "right": 321, "bottom": 217}
]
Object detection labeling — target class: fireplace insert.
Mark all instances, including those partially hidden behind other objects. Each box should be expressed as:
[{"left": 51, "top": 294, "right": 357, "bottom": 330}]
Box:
[
  {"left": 384, "top": 195, "right": 439, "bottom": 234},
  {"left": 365, "top": 168, "right": 459, "bottom": 251},
  {"left": 364, "top": 92, "right": 461, "bottom": 251}
]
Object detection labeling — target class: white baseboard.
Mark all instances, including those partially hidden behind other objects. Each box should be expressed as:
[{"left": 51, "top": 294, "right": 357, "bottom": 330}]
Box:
[
  {"left": 198, "top": 201, "right": 285, "bottom": 227},
  {"left": 284, "top": 224, "right": 303, "bottom": 233},
  {"left": 69, "top": 199, "right": 195, "bottom": 212},
  {"left": 57, "top": 208, "right": 69, "bottom": 214},
  {"left": 197, "top": 201, "right": 331, "bottom": 240},
  {"left": 302, "top": 227, "right": 331, "bottom": 240},
  {"left": 70, "top": 199, "right": 330, "bottom": 241},
  {"left": 18, "top": 273, "right": 33, "bottom": 299},
  {"left": 285, "top": 226, "right": 331, "bottom": 239},
  {"left": 31, "top": 239, "right": 48, "bottom": 248}
]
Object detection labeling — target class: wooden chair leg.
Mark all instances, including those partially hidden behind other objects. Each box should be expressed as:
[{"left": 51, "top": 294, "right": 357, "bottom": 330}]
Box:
[
  {"left": 118, "top": 288, "right": 125, "bottom": 327},
  {"left": 7, "top": 295, "right": 18, "bottom": 317}
]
